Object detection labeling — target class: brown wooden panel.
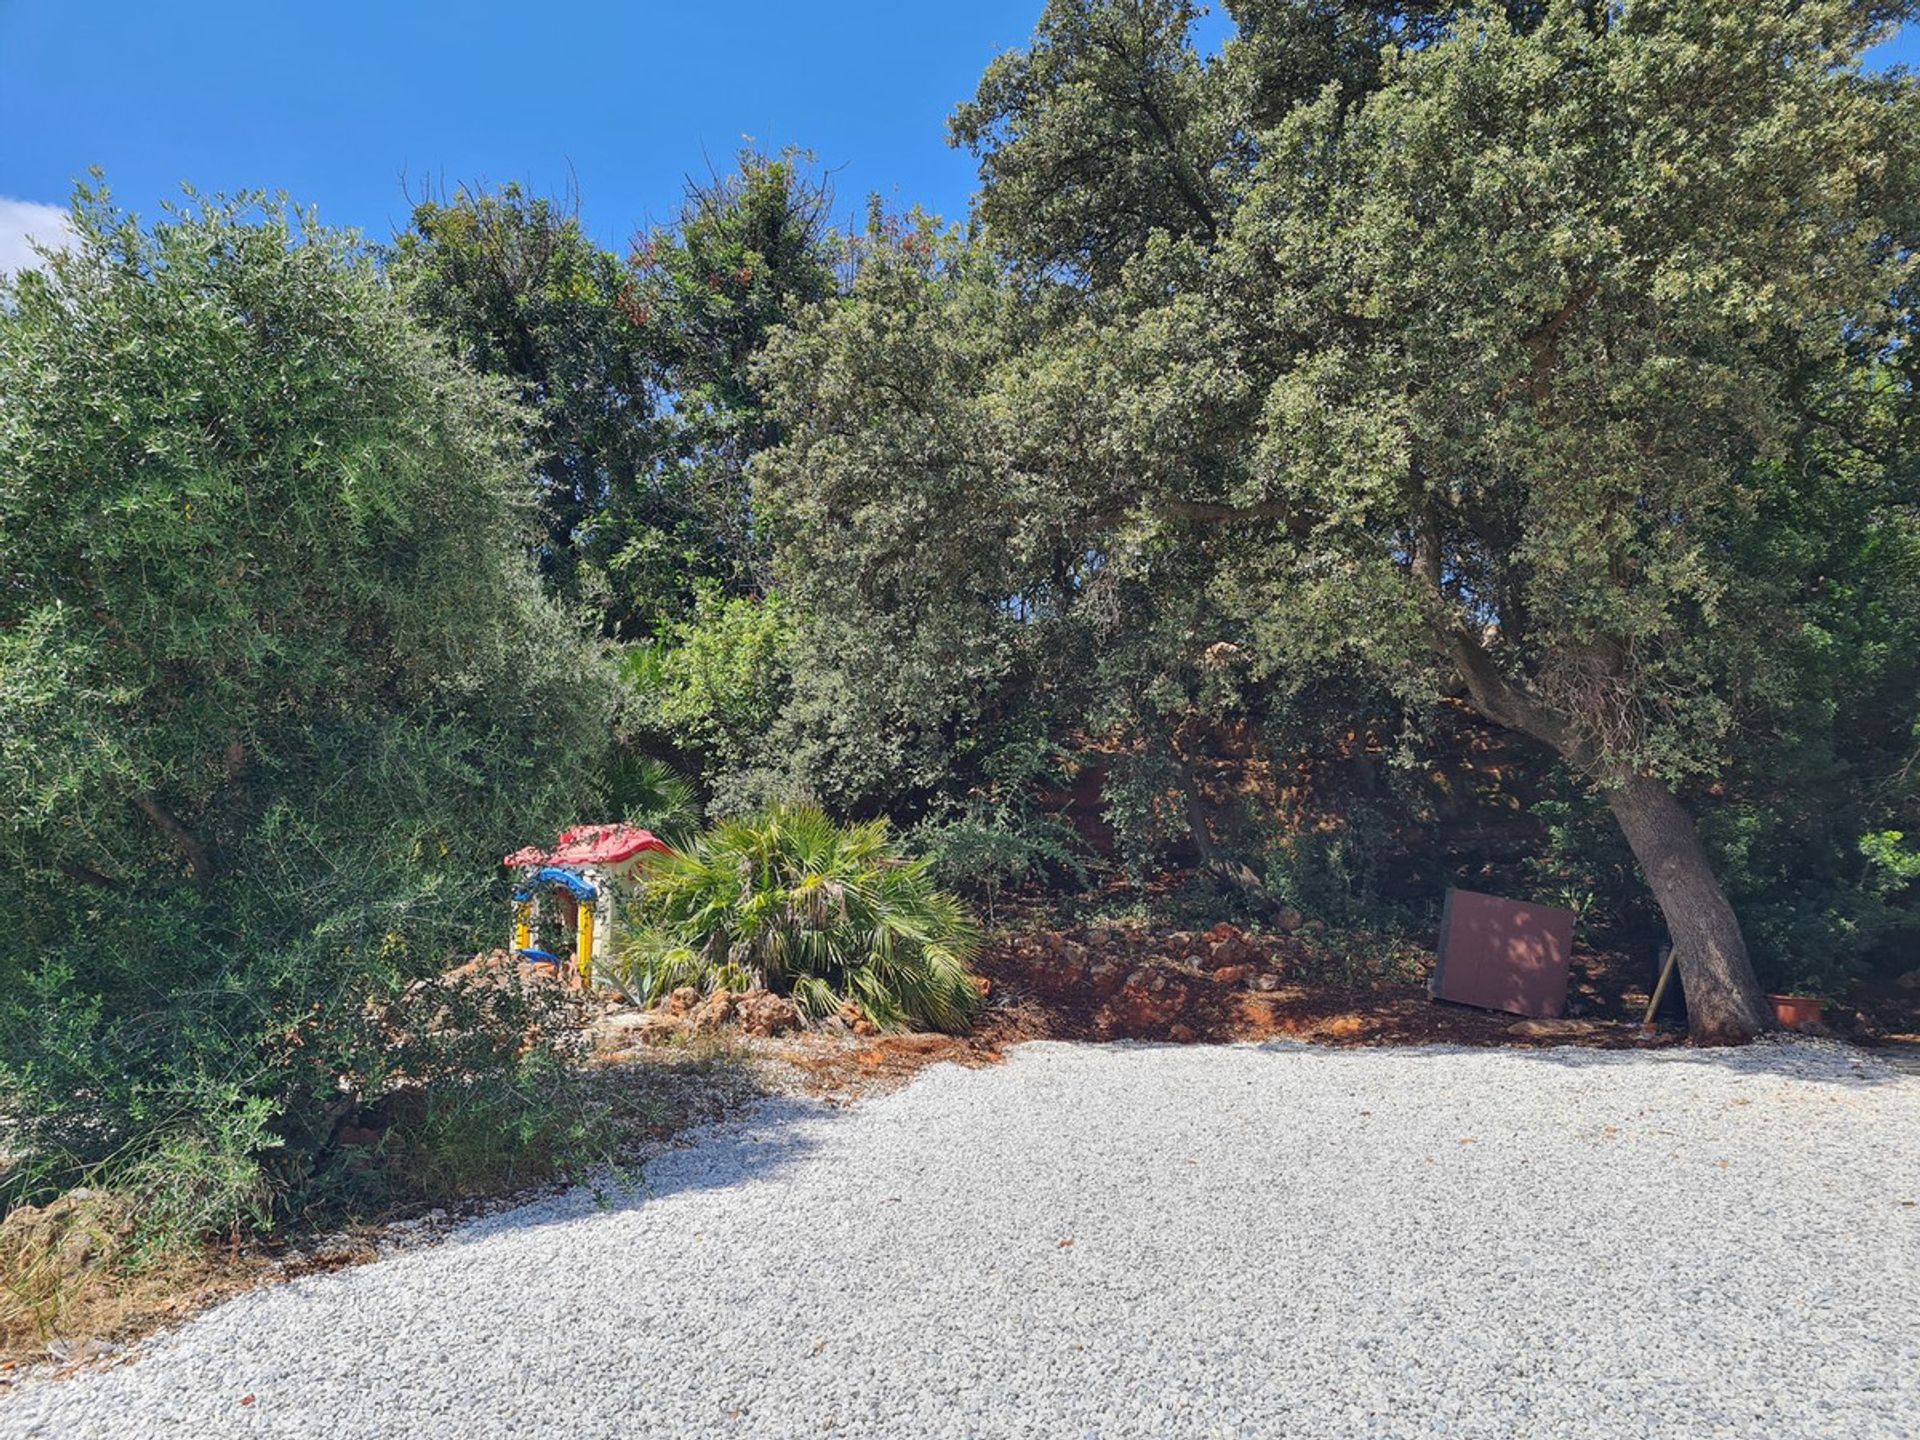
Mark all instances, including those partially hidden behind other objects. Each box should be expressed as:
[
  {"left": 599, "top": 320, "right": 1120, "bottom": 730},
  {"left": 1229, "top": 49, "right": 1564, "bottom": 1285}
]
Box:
[{"left": 1429, "top": 888, "right": 1575, "bottom": 1020}]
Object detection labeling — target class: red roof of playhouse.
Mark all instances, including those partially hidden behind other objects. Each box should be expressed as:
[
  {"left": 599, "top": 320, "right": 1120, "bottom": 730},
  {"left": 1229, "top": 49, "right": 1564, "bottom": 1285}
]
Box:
[{"left": 504, "top": 824, "right": 673, "bottom": 871}]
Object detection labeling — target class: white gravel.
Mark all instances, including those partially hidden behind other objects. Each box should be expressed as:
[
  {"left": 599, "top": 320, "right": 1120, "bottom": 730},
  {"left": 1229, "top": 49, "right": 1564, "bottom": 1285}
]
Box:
[{"left": 7, "top": 1038, "right": 1919, "bottom": 1439}]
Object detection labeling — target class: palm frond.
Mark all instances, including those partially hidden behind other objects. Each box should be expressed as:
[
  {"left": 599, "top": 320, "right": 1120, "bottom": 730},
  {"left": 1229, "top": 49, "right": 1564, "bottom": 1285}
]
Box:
[{"left": 610, "top": 803, "right": 984, "bottom": 1032}]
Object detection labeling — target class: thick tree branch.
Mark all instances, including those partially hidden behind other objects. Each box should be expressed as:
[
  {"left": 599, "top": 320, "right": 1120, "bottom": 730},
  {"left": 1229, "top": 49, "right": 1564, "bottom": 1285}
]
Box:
[
  {"left": 1439, "top": 623, "right": 1576, "bottom": 759},
  {"left": 59, "top": 862, "right": 125, "bottom": 891},
  {"left": 1501, "top": 278, "right": 1600, "bottom": 402},
  {"left": 131, "top": 793, "right": 213, "bottom": 885},
  {"left": 1410, "top": 512, "right": 1579, "bottom": 760}
]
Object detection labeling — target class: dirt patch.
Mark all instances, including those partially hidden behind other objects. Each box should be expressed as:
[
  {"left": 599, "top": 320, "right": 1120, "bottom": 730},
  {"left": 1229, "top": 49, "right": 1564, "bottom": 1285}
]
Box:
[{"left": 971, "top": 920, "right": 1681, "bottom": 1051}]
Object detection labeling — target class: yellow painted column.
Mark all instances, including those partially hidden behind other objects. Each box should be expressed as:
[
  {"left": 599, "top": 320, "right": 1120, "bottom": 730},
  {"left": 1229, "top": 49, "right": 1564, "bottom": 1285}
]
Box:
[
  {"left": 576, "top": 899, "right": 595, "bottom": 989},
  {"left": 513, "top": 900, "right": 533, "bottom": 952}
]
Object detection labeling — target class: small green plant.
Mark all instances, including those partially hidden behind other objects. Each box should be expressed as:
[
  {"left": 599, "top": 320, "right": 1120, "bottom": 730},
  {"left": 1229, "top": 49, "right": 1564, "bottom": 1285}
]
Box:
[
  {"left": 1262, "top": 802, "right": 1411, "bottom": 933},
  {"left": 914, "top": 733, "right": 1086, "bottom": 921},
  {"left": 616, "top": 805, "right": 984, "bottom": 1032}
]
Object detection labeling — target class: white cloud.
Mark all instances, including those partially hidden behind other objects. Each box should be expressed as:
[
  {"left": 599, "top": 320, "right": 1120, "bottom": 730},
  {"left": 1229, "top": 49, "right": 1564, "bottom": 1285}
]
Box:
[{"left": 0, "top": 198, "right": 75, "bottom": 277}]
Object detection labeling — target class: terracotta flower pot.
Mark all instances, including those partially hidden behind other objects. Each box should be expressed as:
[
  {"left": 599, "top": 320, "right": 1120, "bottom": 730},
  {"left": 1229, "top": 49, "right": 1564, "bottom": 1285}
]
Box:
[{"left": 1769, "top": 994, "right": 1824, "bottom": 1031}]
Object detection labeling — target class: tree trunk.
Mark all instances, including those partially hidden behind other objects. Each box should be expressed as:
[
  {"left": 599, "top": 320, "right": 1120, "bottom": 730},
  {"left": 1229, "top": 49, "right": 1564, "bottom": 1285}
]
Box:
[
  {"left": 1428, "top": 615, "right": 1772, "bottom": 1045},
  {"left": 1151, "top": 714, "right": 1271, "bottom": 909},
  {"left": 1602, "top": 770, "right": 1772, "bottom": 1044}
]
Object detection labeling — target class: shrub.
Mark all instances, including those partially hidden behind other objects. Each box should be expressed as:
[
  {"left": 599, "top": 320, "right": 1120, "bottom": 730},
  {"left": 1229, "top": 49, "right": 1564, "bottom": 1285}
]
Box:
[
  {"left": 912, "top": 732, "right": 1086, "bottom": 920},
  {"left": 616, "top": 805, "right": 984, "bottom": 1032},
  {"left": 0, "top": 188, "right": 616, "bottom": 1245},
  {"left": 622, "top": 585, "right": 793, "bottom": 785},
  {"left": 600, "top": 753, "right": 701, "bottom": 847},
  {"left": 1261, "top": 800, "right": 1414, "bottom": 934}
]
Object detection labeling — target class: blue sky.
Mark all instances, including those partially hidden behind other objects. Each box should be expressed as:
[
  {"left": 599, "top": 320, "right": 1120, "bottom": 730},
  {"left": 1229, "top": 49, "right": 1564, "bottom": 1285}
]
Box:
[{"left": 0, "top": 2, "right": 1915, "bottom": 264}]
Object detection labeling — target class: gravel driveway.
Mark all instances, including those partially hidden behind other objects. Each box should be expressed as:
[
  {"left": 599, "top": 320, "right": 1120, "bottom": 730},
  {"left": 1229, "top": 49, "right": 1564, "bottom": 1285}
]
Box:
[{"left": 7, "top": 1038, "right": 1918, "bottom": 1439}]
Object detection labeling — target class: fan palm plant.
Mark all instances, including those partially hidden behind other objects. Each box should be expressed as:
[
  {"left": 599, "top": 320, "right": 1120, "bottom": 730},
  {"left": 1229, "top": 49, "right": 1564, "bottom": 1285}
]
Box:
[
  {"left": 615, "top": 805, "right": 984, "bottom": 1032},
  {"left": 599, "top": 753, "right": 700, "bottom": 848}
]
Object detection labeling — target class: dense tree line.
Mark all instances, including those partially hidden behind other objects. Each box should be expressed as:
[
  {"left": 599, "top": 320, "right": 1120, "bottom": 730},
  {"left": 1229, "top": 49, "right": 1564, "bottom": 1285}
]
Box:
[
  {"left": 3, "top": 0, "right": 1918, "bottom": 1232},
  {"left": 756, "top": 0, "right": 1920, "bottom": 1040}
]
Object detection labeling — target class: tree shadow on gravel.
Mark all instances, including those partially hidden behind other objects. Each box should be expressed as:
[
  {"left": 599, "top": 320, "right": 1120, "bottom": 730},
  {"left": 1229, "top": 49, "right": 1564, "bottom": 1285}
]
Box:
[
  {"left": 1245, "top": 1033, "right": 1909, "bottom": 1089},
  {"left": 442, "top": 1030, "right": 1907, "bottom": 1256},
  {"left": 446, "top": 1093, "right": 844, "bottom": 1247}
]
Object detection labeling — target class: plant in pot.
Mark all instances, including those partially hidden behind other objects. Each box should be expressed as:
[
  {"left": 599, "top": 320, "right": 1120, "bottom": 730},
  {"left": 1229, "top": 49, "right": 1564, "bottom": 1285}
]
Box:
[{"left": 1765, "top": 956, "right": 1846, "bottom": 1032}]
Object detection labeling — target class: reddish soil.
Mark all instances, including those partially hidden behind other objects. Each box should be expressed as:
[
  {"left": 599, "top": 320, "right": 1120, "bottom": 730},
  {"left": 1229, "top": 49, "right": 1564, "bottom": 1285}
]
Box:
[
  {"left": 762, "top": 1030, "right": 1011, "bottom": 1096},
  {"left": 970, "top": 920, "right": 1682, "bottom": 1052}
]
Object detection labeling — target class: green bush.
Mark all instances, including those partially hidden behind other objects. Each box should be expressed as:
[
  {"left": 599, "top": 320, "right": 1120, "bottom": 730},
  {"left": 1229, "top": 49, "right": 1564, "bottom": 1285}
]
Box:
[
  {"left": 0, "top": 188, "right": 616, "bottom": 1246},
  {"left": 1261, "top": 801, "right": 1414, "bottom": 934},
  {"left": 622, "top": 585, "right": 793, "bottom": 789},
  {"left": 615, "top": 805, "right": 984, "bottom": 1032},
  {"left": 912, "top": 732, "right": 1086, "bottom": 920}
]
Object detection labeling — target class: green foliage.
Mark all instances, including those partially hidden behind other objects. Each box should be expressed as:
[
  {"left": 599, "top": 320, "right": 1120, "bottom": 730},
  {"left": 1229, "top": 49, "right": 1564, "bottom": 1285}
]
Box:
[
  {"left": 1862, "top": 830, "right": 1920, "bottom": 891},
  {"left": 772, "top": 0, "right": 1920, "bottom": 1030},
  {"left": 615, "top": 806, "right": 984, "bottom": 1032},
  {"left": 391, "top": 156, "right": 835, "bottom": 639},
  {"left": 952, "top": 0, "right": 1226, "bottom": 285},
  {"left": 1261, "top": 802, "right": 1413, "bottom": 934},
  {"left": 626, "top": 148, "right": 836, "bottom": 592},
  {"left": 0, "top": 187, "right": 616, "bottom": 1239},
  {"left": 911, "top": 732, "right": 1087, "bottom": 917},
  {"left": 754, "top": 211, "right": 1084, "bottom": 819},
  {"left": 599, "top": 753, "right": 701, "bottom": 847},
  {"left": 622, "top": 584, "right": 794, "bottom": 793},
  {"left": 1521, "top": 788, "right": 1649, "bottom": 939},
  {"left": 116, "top": 1124, "right": 278, "bottom": 1259},
  {"left": 1096, "top": 746, "right": 1192, "bottom": 885},
  {"left": 360, "top": 1006, "right": 595, "bottom": 1221},
  {"left": 390, "top": 182, "right": 676, "bottom": 630},
  {"left": 950, "top": 1, "right": 1565, "bottom": 283}
]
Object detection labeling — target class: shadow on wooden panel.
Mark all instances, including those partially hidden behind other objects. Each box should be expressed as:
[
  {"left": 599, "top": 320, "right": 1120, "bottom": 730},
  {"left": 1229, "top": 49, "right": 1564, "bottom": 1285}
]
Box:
[{"left": 1429, "top": 887, "right": 1575, "bottom": 1020}]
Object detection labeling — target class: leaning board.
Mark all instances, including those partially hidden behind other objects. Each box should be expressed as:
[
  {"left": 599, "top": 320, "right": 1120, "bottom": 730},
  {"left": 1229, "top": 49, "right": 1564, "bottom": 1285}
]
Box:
[{"left": 1429, "top": 887, "right": 1576, "bottom": 1020}]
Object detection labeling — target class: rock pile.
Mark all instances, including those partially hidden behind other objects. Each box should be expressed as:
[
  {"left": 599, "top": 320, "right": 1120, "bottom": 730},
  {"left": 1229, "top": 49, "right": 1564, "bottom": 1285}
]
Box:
[
  {"left": 586, "top": 987, "right": 804, "bottom": 1055},
  {"left": 981, "top": 921, "right": 1320, "bottom": 1041}
]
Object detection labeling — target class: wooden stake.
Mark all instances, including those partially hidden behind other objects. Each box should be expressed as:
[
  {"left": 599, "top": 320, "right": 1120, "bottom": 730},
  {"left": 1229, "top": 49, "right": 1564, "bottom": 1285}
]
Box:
[{"left": 1642, "top": 945, "right": 1680, "bottom": 1029}]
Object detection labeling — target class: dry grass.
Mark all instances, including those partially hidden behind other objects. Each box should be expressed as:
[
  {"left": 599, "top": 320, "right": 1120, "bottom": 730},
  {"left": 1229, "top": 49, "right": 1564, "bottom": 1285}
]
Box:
[{"left": 0, "top": 1188, "right": 272, "bottom": 1376}]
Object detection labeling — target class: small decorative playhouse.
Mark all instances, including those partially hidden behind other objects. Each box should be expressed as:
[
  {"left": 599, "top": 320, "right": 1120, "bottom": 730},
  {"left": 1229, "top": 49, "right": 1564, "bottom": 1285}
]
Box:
[{"left": 503, "top": 823, "right": 673, "bottom": 987}]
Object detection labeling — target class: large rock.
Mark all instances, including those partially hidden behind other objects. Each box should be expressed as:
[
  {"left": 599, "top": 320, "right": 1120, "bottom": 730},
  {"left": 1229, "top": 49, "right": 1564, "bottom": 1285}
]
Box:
[
  {"left": 1208, "top": 937, "right": 1250, "bottom": 967},
  {"left": 836, "top": 1000, "right": 880, "bottom": 1037},
  {"left": 736, "top": 990, "right": 800, "bottom": 1037},
  {"left": 689, "top": 989, "right": 738, "bottom": 1034},
  {"left": 0, "top": 1189, "right": 131, "bottom": 1283},
  {"left": 1086, "top": 960, "right": 1131, "bottom": 1001}
]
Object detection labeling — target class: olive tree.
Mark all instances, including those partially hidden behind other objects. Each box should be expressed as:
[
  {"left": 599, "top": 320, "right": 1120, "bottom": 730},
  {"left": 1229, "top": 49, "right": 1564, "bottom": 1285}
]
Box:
[{"left": 0, "top": 188, "right": 617, "bottom": 1202}]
